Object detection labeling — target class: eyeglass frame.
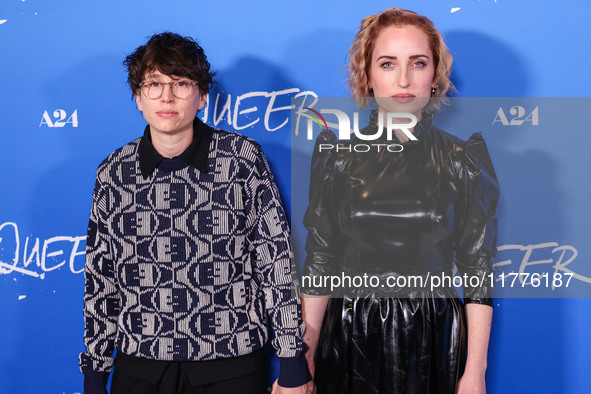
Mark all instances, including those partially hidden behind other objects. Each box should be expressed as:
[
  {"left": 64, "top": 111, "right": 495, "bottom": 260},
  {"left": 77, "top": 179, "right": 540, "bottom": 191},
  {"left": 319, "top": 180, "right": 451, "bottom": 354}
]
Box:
[{"left": 138, "top": 80, "right": 200, "bottom": 100}]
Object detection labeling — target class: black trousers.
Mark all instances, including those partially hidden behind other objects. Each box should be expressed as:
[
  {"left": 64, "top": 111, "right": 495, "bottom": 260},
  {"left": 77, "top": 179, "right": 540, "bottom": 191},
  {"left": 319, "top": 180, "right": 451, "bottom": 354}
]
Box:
[{"left": 111, "top": 351, "right": 267, "bottom": 394}]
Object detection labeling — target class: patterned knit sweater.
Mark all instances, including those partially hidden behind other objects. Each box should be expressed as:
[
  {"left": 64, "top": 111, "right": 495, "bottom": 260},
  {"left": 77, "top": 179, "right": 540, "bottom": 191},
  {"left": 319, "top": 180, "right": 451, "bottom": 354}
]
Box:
[{"left": 79, "top": 121, "right": 306, "bottom": 385}]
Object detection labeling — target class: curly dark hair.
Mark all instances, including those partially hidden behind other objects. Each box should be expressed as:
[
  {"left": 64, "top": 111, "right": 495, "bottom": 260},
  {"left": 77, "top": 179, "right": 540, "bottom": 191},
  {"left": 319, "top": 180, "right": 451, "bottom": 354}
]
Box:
[{"left": 124, "top": 32, "right": 216, "bottom": 96}]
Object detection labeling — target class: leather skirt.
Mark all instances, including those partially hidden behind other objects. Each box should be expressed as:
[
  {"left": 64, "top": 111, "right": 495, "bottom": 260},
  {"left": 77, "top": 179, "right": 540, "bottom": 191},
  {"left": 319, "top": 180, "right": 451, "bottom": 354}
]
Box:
[{"left": 314, "top": 294, "right": 466, "bottom": 394}]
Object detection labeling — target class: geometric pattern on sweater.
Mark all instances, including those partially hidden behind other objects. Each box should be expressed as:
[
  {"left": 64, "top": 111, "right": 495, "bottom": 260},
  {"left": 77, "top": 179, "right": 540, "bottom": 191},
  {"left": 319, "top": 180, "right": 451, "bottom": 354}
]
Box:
[{"left": 80, "top": 127, "right": 304, "bottom": 374}]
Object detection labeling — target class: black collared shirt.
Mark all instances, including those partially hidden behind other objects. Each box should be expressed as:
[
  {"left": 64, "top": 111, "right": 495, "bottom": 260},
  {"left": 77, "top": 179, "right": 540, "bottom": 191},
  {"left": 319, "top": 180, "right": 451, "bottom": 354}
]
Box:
[{"left": 138, "top": 117, "right": 213, "bottom": 179}]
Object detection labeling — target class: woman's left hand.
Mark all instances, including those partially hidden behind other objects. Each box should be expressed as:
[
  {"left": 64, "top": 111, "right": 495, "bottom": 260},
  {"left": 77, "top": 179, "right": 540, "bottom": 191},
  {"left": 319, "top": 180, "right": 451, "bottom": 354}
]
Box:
[{"left": 456, "top": 371, "right": 486, "bottom": 394}]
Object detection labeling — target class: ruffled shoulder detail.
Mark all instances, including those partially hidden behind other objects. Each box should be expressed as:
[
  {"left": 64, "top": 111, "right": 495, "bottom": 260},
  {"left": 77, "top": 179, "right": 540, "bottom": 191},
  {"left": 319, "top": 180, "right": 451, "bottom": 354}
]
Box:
[{"left": 463, "top": 133, "right": 498, "bottom": 184}]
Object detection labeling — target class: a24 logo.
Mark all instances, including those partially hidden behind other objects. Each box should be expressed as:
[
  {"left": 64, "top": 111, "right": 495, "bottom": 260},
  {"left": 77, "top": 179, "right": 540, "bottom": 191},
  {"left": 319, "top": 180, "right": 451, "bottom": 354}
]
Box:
[
  {"left": 493, "top": 106, "right": 538, "bottom": 126},
  {"left": 39, "top": 109, "right": 79, "bottom": 127}
]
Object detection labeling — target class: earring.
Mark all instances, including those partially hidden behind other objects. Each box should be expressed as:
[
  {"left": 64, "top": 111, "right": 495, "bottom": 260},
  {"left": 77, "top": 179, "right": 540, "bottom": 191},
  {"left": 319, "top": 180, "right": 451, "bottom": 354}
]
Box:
[{"left": 431, "top": 86, "right": 437, "bottom": 95}]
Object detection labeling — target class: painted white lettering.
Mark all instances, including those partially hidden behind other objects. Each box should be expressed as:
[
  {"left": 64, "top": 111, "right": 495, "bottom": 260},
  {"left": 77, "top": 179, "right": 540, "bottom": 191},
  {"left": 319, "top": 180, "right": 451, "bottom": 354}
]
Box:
[
  {"left": 69, "top": 236, "right": 86, "bottom": 274},
  {"left": 494, "top": 243, "right": 591, "bottom": 288},
  {"left": 293, "top": 91, "right": 318, "bottom": 138},
  {"left": 265, "top": 88, "right": 300, "bottom": 131},
  {"left": 213, "top": 93, "right": 232, "bottom": 127},
  {"left": 0, "top": 222, "right": 86, "bottom": 279},
  {"left": 233, "top": 91, "right": 266, "bottom": 130}
]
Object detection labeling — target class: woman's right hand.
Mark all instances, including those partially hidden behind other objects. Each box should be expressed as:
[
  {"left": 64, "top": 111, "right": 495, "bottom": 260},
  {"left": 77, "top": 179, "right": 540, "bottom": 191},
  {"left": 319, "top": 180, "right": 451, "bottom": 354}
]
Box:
[{"left": 304, "top": 346, "right": 316, "bottom": 394}]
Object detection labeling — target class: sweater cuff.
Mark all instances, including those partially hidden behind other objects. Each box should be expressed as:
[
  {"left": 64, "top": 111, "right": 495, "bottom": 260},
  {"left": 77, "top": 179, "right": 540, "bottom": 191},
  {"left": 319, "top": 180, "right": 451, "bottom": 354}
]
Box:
[
  {"left": 83, "top": 370, "right": 109, "bottom": 394},
  {"left": 277, "top": 352, "right": 312, "bottom": 388}
]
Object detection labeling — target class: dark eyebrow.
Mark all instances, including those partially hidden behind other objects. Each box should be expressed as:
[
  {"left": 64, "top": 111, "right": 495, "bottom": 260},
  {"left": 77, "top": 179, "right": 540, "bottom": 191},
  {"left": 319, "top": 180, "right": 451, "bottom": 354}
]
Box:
[
  {"left": 145, "top": 74, "right": 186, "bottom": 81},
  {"left": 377, "top": 54, "right": 430, "bottom": 61}
]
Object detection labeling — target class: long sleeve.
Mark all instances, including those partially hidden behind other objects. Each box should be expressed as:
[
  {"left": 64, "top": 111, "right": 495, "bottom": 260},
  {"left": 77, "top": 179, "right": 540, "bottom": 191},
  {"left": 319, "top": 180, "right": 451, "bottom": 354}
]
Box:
[
  {"left": 453, "top": 133, "right": 500, "bottom": 305},
  {"left": 79, "top": 173, "right": 121, "bottom": 393},
  {"left": 244, "top": 143, "right": 310, "bottom": 387},
  {"left": 301, "top": 130, "right": 342, "bottom": 296}
]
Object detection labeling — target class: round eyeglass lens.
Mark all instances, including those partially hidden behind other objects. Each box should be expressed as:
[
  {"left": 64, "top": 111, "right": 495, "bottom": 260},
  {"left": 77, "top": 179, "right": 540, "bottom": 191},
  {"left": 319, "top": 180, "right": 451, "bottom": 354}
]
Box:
[{"left": 172, "top": 81, "right": 193, "bottom": 99}]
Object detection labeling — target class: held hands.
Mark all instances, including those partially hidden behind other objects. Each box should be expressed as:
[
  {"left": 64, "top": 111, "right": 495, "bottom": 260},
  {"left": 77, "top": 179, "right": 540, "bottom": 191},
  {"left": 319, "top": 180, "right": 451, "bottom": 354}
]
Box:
[
  {"left": 271, "top": 347, "right": 316, "bottom": 394},
  {"left": 270, "top": 344, "right": 317, "bottom": 394},
  {"left": 271, "top": 349, "right": 315, "bottom": 394},
  {"left": 305, "top": 379, "right": 316, "bottom": 394},
  {"left": 303, "top": 347, "right": 317, "bottom": 394},
  {"left": 271, "top": 380, "right": 307, "bottom": 394}
]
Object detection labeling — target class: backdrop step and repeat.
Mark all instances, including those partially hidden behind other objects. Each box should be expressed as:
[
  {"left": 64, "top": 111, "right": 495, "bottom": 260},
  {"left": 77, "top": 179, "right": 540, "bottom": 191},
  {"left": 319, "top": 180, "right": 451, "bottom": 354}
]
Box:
[{"left": 1, "top": 1, "right": 590, "bottom": 393}]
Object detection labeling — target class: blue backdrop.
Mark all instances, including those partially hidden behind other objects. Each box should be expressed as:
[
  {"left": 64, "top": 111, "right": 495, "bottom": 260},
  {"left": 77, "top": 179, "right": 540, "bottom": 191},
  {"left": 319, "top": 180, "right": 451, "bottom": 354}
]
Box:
[{"left": 1, "top": 1, "right": 590, "bottom": 393}]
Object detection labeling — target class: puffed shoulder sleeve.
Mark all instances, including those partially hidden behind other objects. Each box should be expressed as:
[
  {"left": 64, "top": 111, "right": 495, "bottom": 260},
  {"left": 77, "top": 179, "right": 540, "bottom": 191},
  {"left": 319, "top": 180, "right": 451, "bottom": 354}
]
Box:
[
  {"left": 302, "top": 130, "right": 342, "bottom": 296},
  {"left": 454, "top": 132, "right": 500, "bottom": 306}
]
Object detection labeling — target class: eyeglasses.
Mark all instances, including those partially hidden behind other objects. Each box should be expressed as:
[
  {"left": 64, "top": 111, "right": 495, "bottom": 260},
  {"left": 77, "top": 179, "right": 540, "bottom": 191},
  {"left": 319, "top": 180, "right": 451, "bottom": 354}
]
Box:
[{"left": 139, "top": 80, "right": 199, "bottom": 100}]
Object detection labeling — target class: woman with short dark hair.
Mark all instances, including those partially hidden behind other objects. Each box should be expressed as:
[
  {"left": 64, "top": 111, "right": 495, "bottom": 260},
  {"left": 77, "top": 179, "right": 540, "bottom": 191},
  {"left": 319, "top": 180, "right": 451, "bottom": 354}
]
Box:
[{"left": 80, "top": 32, "right": 310, "bottom": 394}]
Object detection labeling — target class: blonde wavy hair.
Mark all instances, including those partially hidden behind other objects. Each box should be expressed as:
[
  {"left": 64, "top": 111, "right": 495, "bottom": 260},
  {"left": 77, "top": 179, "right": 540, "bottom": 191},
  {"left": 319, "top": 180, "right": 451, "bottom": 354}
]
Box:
[{"left": 347, "top": 8, "right": 454, "bottom": 110}]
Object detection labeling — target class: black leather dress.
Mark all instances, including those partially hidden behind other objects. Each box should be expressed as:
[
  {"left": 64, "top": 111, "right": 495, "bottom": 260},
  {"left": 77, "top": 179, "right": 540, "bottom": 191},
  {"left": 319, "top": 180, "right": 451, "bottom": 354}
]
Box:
[{"left": 302, "top": 111, "right": 499, "bottom": 394}]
